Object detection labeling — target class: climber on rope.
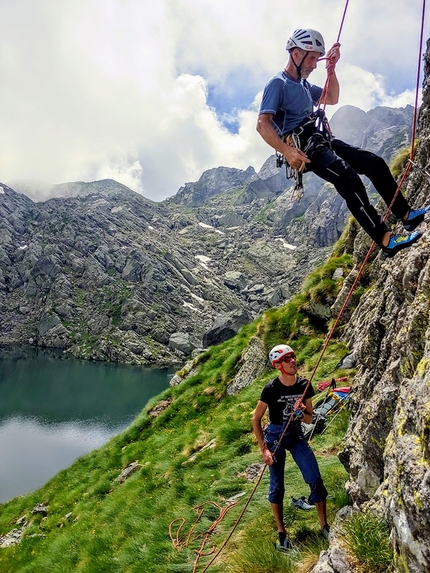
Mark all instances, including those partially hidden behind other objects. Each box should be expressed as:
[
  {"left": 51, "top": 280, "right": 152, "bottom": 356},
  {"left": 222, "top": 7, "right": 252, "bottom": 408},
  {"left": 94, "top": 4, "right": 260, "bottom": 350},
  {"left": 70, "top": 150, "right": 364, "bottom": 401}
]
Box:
[
  {"left": 252, "top": 344, "right": 330, "bottom": 552},
  {"left": 256, "top": 28, "right": 430, "bottom": 258}
]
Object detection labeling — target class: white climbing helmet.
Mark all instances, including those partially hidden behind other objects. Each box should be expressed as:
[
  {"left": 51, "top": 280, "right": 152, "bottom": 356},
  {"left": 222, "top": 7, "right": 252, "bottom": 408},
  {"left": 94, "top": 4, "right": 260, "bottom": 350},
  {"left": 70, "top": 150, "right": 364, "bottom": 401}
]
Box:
[
  {"left": 269, "top": 344, "right": 295, "bottom": 365},
  {"left": 286, "top": 29, "right": 325, "bottom": 55}
]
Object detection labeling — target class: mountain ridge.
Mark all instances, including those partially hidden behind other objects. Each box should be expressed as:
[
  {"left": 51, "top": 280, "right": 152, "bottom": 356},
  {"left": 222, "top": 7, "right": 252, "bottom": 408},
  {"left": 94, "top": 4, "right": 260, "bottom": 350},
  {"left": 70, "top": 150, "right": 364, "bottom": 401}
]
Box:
[{"left": 0, "top": 103, "right": 414, "bottom": 366}]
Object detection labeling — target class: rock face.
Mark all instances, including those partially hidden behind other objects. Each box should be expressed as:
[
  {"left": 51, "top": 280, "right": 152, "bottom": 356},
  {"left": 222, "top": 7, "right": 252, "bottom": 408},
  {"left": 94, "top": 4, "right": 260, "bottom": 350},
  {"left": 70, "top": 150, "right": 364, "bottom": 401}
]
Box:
[
  {"left": 202, "top": 308, "right": 252, "bottom": 348},
  {"left": 171, "top": 166, "right": 256, "bottom": 206},
  {"left": 0, "top": 104, "right": 413, "bottom": 364},
  {"left": 313, "top": 42, "right": 430, "bottom": 573},
  {"left": 329, "top": 104, "right": 413, "bottom": 161},
  {"left": 227, "top": 336, "right": 267, "bottom": 395}
]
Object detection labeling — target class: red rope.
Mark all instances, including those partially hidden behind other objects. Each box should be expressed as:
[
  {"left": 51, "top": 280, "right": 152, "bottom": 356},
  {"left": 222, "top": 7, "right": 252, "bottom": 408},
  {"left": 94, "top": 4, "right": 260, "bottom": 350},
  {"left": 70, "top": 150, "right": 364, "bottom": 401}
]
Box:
[
  {"left": 169, "top": 501, "right": 238, "bottom": 573},
  {"left": 200, "top": 469, "right": 267, "bottom": 573},
  {"left": 410, "top": 0, "right": 427, "bottom": 161},
  {"left": 372, "top": 0, "right": 426, "bottom": 220},
  {"left": 317, "top": 1, "right": 350, "bottom": 111},
  {"left": 336, "top": 0, "right": 350, "bottom": 43}
]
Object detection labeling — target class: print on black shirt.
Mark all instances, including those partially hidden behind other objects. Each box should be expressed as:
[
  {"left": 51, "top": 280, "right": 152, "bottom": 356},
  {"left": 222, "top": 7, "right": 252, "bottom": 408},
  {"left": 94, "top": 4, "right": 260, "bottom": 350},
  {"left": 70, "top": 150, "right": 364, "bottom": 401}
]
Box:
[{"left": 260, "top": 376, "right": 315, "bottom": 424}]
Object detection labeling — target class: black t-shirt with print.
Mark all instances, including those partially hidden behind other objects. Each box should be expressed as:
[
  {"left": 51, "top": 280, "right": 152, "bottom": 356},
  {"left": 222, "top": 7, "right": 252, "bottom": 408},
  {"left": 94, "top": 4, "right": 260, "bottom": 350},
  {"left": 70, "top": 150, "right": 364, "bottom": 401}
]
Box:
[{"left": 260, "top": 376, "right": 315, "bottom": 424}]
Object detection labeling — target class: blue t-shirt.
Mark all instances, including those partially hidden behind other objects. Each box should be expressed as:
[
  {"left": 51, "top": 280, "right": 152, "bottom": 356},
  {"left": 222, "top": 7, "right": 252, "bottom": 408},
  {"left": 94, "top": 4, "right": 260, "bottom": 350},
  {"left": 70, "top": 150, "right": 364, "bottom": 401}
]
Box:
[{"left": 259, "top": 71, "right": 322, "bottom": 136}]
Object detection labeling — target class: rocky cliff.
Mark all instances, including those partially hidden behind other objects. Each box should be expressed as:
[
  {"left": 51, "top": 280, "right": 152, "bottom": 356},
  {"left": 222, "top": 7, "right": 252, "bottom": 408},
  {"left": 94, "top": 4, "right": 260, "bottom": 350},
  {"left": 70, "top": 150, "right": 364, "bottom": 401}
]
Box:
[
  {"left": 0, "top": 177, "right": 330, "bottom": 365},
  {"left": 311, "top": 48, "right": 430, "bottom": 573}
]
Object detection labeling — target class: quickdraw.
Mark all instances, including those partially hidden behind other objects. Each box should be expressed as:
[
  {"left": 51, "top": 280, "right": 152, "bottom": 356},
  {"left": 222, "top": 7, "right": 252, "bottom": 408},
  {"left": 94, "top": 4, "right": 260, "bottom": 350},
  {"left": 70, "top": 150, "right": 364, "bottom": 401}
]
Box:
[
  {"left": 276, "top": 109, "right": 333, "bottom": 202},
  {"left": 276, "top": 132, "right": 306, "bottom": 201}
]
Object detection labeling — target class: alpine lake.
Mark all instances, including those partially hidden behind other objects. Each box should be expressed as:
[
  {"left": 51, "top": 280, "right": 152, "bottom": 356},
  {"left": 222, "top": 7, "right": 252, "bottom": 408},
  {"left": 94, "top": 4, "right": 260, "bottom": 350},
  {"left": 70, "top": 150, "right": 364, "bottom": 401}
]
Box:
[{"left": 0, "top": 346, "right": 174, "bottom": 504}]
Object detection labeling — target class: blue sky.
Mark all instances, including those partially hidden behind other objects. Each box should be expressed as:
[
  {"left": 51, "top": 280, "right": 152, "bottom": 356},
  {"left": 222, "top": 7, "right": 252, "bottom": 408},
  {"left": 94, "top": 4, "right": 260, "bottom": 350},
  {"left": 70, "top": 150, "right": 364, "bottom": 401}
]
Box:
[{"left": 0, "top": 0, "right": 429, "bottom": 201}]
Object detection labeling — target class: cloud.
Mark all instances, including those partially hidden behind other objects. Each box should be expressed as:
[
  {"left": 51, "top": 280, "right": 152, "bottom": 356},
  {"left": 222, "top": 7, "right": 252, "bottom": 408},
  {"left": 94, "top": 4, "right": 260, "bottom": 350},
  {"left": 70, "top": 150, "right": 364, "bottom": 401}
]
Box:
[
  {"left": 322, "top": 64, "right": 418, "bottom": 119},
  {"left": 0, "top": 0, "right": 428, "bottom": 200},
  {"left": 96, "top": 158, "right": 144, "bottom": 194}
]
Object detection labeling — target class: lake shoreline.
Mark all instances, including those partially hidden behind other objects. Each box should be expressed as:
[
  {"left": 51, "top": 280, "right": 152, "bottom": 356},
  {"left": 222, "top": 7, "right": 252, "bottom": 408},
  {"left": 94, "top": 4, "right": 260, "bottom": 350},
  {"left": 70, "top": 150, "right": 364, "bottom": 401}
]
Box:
[
  {"left": 0, "top": 342, "right": 183, "bottom": 369},
  {"left": 0, "top": 351, "right": 174, "bottom": 503}
]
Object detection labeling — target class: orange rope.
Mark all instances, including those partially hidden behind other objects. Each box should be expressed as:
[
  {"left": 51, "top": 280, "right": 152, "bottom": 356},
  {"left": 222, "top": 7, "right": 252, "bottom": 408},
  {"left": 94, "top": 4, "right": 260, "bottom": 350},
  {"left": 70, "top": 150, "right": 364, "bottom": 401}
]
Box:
[{"left": 169, "top": 501, "right": 238, "bottom": 573}]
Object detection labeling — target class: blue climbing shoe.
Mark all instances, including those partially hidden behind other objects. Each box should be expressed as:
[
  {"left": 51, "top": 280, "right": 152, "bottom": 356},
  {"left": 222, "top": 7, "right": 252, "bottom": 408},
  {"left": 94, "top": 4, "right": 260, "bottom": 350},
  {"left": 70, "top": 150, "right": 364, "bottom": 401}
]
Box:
[
  {"left": 382, "top": 231, "right": 422, "bottom": 258},
  {"left": 403, "top": 206, "right": 430, "bottom": 232}
]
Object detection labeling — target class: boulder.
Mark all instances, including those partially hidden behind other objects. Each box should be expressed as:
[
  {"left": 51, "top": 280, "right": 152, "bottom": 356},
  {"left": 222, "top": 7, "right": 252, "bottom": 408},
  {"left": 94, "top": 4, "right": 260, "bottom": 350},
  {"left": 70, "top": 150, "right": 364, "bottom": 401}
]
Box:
[
  {"left": 32, "top": 503, "right": 48, "bottom": 517},
  {"left": 114, "top": 461, "right": 142, "bottom": 484},
  {"left": 202, "top": 308, "right": 252, "bottom": 348},
  {"left": 148, "top": 398, "right": 173, "bottom": 418},
  {"left": 169, "top": 332, "right": 195, "bottom": 355},
  {"left": 311, "top": 506, "right": 356, "bottom": 573},
  {"left": 38, "top": 313, "right": 61, "bottom": 337},
  {"left": 223, "top": 271, "right": 247, "bottom": 291},
  {"left": 227, "top": 336, "right": 267, "bottom": 395}
]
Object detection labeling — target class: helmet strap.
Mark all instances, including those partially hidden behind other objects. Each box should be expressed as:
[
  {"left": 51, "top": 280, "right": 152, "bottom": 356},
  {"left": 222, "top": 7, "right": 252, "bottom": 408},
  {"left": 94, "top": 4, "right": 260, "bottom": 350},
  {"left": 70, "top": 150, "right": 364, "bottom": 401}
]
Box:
[{"left": 292, "top": 50, "right": 308, "bottom": 80}]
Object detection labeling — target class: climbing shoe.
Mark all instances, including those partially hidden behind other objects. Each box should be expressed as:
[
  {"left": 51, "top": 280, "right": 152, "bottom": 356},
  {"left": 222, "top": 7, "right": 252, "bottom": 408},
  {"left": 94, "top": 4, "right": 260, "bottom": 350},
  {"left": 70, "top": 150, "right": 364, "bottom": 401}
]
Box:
[
  {"left": 291, "top": 496, "right": 315, "bottom": 510},
  {"left": 275, "top": 536, "right": 293, "bottom": 552},
  {"left": 403, "top": 206, "right": 430, "bottom": 232},
  {"left": 320, "top": 523, "right": 330, "bottom": 539},
  {"left": 320, "top": 524, "right": 330, "bottom": 540},
  {"left": 382, "top": 231, "right": 422, "bottom": 258}
]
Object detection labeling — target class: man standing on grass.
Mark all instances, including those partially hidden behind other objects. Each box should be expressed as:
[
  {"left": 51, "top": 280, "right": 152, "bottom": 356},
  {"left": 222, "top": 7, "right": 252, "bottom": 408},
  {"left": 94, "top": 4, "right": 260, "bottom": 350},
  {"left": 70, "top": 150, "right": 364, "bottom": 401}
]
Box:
[{"left": 252, "top": 344, "right": 329, "bottom": 552}]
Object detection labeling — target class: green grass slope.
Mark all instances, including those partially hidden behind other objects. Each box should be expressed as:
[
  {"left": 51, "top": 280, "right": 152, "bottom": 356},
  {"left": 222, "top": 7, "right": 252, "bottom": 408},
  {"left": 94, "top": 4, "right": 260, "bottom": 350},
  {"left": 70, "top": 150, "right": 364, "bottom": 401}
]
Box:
[{"left": 0, "top": 223, "right": 363, "bottom": 573}]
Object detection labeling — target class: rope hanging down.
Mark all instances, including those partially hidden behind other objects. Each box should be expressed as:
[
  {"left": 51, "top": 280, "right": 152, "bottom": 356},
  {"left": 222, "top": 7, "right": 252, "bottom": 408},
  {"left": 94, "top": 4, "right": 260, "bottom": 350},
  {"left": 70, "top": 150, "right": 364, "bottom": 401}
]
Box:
[
  {"left": 199, "top": 4, "right": 353, "bottom": 573},
  {"left": 189, "top": 2, "right": 427, "bottom": 570}
]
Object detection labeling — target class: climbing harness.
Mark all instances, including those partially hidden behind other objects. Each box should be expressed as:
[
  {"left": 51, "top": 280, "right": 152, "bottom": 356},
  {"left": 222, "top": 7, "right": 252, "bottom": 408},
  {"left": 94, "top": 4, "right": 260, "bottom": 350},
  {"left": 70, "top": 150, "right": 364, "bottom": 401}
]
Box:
[{"left": 277, "top": 109, "right": 333, "bottom": 201}]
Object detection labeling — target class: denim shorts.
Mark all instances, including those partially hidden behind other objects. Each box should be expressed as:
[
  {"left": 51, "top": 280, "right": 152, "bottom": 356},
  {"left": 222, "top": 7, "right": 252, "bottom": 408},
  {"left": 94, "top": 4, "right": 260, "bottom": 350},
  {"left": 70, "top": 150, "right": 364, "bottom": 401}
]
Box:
[{"left": 264, "top": 423, "right": 328, "bottom": 504}]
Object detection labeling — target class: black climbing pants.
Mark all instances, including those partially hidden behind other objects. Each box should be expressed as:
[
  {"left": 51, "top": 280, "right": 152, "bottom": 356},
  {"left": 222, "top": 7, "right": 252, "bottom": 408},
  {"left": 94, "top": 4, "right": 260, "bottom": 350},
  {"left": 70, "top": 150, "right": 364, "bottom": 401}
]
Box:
[{"left": 305, "top": 138, "right": 410, "bottom": 244}]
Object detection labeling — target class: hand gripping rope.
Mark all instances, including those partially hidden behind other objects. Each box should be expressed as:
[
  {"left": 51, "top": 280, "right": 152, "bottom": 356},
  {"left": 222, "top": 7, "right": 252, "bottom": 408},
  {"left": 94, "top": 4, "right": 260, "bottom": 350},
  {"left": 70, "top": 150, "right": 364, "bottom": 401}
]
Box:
[
  {"left": 317, "top": 0, "right": 350, "bottom": 113},
  {"left": 175, "top": 1, "right": 428, "bottom": 570}
]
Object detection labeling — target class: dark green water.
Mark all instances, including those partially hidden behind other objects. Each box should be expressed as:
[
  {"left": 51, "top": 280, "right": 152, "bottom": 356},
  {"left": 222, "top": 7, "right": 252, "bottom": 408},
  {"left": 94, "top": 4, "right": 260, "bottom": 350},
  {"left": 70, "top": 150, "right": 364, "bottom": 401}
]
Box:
[{"left": 0, "top": 348, "right": 173, "bottom": 503}]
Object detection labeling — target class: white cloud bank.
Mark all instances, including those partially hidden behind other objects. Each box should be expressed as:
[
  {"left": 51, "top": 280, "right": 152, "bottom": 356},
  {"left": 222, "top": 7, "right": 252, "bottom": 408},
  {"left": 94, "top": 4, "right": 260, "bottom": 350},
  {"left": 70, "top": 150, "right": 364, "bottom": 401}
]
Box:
[{"left": 0, "top": 0, "right": 428, "bottom": 200}]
